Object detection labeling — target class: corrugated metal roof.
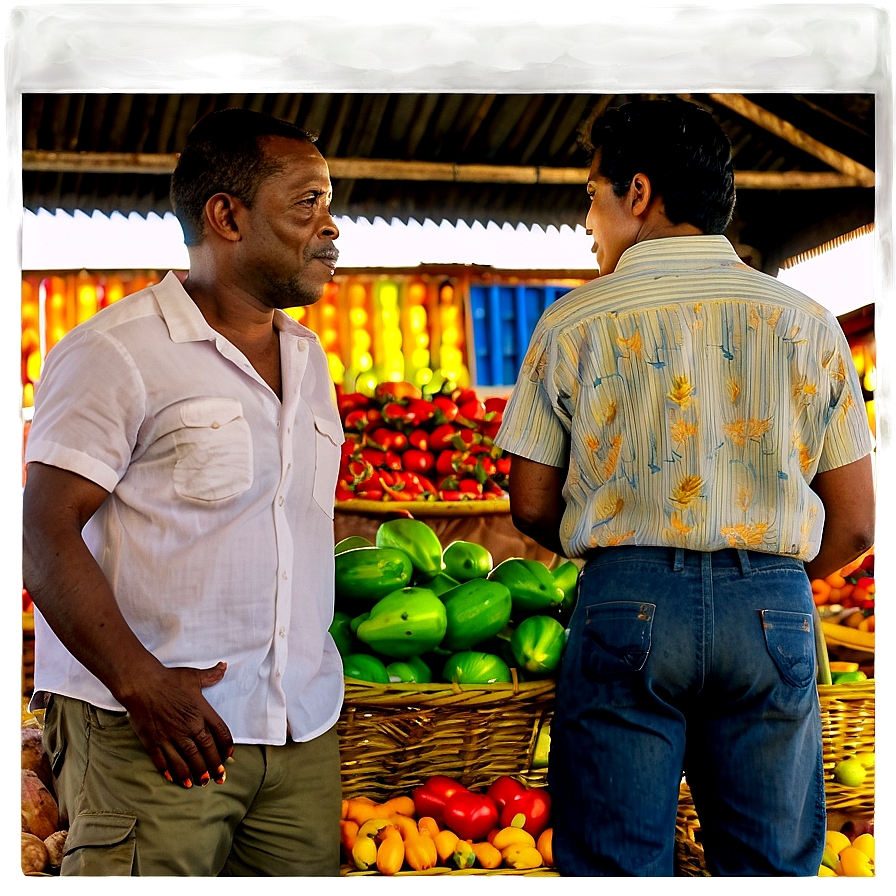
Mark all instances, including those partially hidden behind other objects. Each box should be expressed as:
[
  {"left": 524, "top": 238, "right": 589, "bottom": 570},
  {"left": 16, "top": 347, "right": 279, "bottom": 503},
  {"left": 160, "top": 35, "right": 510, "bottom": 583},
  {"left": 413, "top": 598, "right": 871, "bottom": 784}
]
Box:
[{"left": 21, "top": 91, "right": 874, "bottom": 273}]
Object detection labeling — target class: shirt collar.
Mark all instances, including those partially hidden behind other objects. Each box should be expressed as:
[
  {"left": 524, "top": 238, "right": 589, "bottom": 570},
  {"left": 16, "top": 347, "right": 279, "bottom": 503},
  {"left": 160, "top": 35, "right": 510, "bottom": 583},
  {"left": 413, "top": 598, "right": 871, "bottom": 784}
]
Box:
[
  {"left": 152, "top": 270, "right": 321, "bottom": 346},
  {"left": 614, "top": 235, "right": 745, "bottom": 275}
]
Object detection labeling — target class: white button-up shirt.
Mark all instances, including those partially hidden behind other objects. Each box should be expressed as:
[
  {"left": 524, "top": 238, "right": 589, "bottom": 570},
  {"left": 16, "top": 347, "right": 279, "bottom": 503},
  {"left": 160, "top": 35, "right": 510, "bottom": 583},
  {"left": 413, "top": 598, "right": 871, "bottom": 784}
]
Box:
[{"left": 25, "top": 272, "right": 345, "bottom": 744}]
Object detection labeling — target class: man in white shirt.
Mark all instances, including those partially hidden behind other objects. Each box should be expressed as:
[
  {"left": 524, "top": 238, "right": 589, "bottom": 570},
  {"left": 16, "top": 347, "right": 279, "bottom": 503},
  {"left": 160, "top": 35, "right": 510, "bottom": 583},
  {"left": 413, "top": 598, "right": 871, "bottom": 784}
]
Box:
[{"left": 23, "top": 108, "right": 346, "bottom": 875}]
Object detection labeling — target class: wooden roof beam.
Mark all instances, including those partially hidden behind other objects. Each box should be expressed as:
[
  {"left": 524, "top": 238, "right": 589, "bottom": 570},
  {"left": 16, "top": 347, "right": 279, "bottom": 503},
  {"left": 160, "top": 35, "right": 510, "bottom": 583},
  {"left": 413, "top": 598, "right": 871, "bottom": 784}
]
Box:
[
  {"left": 22, "top": 150, "right": 870, "bottom": 189},
  {"left": 707, "top": 93, "right": 875, "bottom": 187}
]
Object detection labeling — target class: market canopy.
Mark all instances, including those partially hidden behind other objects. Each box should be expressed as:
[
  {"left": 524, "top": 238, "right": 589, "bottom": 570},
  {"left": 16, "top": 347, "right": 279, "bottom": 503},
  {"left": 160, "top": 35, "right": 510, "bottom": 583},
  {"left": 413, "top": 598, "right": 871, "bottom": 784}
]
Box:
[{"left": 21, "top": 91, "right": 874, "bottom": 275}]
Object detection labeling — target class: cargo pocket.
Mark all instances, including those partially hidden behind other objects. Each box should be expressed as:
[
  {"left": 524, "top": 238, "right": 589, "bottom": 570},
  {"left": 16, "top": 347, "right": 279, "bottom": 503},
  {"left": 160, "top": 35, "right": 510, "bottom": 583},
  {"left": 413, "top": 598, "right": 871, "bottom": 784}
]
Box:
[
  {"left": 760, "top": 609, "right": 815, "bottom": 688},
  {"left": 172, "top": 398, "right": 253, "bottom": 502},
  {"left": 311, "top": 409, "right": 343, "bottom": 518},
  {"left": 40, "top": 695, "right": 65, "bottom": 779},
  {"left": 62, "top": 812, "right": 137, "bottom": 876},
  {"left": 582, "top": 601, "right": 656, "bottom": 681}
]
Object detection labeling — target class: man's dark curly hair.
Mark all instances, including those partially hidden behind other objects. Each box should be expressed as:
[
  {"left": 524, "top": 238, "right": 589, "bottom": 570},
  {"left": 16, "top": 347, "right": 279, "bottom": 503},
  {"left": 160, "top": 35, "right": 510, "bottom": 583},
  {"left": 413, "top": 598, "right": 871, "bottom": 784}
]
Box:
[
  {"left": 170, "top": 108, "right": 317, "bottom": 246},
  {"left": 589, "top": 99, "right": 736, "bottom": 235}
]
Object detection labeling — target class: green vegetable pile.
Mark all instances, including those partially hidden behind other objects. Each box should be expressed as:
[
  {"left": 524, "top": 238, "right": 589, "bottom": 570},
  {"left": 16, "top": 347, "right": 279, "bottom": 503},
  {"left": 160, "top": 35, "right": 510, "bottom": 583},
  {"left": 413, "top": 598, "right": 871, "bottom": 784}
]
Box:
[{"left": 331, "top": 518, "right": 579, "bottom": 685}]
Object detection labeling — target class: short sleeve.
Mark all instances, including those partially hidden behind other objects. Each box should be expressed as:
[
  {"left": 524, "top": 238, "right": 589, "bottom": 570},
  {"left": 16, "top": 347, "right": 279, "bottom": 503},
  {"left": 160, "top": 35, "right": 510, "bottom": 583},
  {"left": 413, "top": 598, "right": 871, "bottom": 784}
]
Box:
[
  {"left": 815, "top": 340, "right": 874, "bottom": 474},
  {"left": 494, "top": 327, "right": 570, "bottom": 468},
  {"left": 25, "top": 327, "right": 146, "bottom": 492}
]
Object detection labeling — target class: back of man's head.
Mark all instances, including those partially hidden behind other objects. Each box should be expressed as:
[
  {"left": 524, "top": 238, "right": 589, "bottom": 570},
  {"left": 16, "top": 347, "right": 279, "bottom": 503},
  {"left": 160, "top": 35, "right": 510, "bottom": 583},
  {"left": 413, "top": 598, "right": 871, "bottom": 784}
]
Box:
[
  {"left": 170, "top": 108, "right": 317, "bottom": 247},
  {"left": 590, "top": 99, "right": 735, "bottom": 235}
]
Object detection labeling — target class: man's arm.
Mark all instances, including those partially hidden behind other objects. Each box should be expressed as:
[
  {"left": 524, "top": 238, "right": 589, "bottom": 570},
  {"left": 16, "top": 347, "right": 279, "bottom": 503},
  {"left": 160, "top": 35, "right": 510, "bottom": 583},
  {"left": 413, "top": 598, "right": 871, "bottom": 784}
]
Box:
[
  {"left": 23, "top": 462, "right": 234, "bottom": 788},
  {"left": 506, "top": 454, "right": 568, "bottom": 556},
  {"left": 803, "top": 453, "right": 875, "bottom": 581}
]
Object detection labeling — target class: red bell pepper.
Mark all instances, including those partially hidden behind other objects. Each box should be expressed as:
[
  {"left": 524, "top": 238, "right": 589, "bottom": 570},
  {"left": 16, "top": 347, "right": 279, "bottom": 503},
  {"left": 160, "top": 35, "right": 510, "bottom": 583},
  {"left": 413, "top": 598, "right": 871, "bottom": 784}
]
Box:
[
  {"left": 412, "top": 775, "right": 469, "bottom": 822},
  {"left": 408, "top": 428, "right": 430, "bottom": 451},
  {"left": 499, "top": 787, "right": 552, "bottom": 839},
  {"left": 382, "top": 401, "right": 413, "bottom": 425},
  {"left": 436, "top": 449, "right": 464, "bottom": 476},
  {"left": 485, "top": 775, "right": 527, "bottom": 812},
  {"left": 402, "top": 448, "right": 436, "bottom": 476},
  {"left": 458, "top": 478, "right": 483, "bottom": 498},
  {"left": 337, "top": 391, "right": 371, "bottom": 418},
  {"left": 358, "top": 447, "right": 385, "bottom": 468},
  {"left": 442, "top": 791, "right": 500, "bottom": 841},
  {"left": 335, "top": 479, "right": 355, "bottom": 502},
  {"left": 343, "top": 409, "right": 369, "bottom": 431},
  {"left": 404, "top": 398, "right": 437, "bottom": 426},
  {"left": 369, "top": 427, "right": 408, "bottom": 453},
  {"left": 432, "top": 396, "right": 459, "bottom": 423},
  {"left": 429, "top": 423, "right": 461, "bottom": 452},
  {"left": 458, "top": 398, "right": 486, "bottom": 422}
]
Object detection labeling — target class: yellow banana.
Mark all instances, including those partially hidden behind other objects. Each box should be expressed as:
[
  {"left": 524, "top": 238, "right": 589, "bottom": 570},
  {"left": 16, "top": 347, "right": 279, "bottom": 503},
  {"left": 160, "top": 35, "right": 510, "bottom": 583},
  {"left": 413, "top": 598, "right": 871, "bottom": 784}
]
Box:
[
  {"left": 491, "top": 826, "right": 536, "bottom": 851},
  {"left": 351, "top": 835, "right": 378, "bottom": 871},
  {"left": 500, "top": 844, "right": 544, "bottom": 870}
]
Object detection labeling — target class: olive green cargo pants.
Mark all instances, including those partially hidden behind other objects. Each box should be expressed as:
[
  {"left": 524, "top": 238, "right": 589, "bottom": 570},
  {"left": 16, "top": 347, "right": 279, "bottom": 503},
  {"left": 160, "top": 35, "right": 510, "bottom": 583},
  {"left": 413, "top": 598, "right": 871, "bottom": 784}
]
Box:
[{"left": 42, "top": 695, "right": 342, "bottom": 876}]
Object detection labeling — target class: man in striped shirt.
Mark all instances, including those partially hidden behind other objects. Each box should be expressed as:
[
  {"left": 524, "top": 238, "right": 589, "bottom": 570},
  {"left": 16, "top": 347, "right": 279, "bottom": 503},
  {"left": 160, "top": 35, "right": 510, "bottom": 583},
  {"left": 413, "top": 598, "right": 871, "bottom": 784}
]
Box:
[{"left": 495, "top": 99, "right": 874, "bottom": 876}]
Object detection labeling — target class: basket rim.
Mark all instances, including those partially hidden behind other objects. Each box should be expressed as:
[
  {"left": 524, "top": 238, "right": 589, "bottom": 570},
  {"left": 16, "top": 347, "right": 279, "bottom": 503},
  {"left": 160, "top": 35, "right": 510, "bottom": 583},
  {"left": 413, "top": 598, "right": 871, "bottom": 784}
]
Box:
[{"left": 343, "top": 674, "right": 555, "bottom": 699}]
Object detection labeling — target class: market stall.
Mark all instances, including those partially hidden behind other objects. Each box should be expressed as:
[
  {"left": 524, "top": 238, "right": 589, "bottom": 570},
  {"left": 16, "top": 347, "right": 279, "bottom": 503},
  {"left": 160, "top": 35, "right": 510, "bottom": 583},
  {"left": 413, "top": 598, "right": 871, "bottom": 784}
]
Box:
[{"left": 19, "top": 88, "right": 877, "bottom": 878}]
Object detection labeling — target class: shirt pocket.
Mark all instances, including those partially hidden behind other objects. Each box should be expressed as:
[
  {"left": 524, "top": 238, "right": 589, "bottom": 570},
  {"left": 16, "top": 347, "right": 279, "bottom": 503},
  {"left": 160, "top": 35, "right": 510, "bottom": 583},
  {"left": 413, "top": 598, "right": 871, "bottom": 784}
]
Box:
[
  {"left": 172, "top": 398, "right": 254, "bottom": 502},
  {"left": 760, "top": 609, "right": 815, "bottom": 688},
  {"left": 311, "top": 408, "right": 344, "bottom": 518},
  {"left": 582, "top": 600, "right": 656, "bottom": 681}
]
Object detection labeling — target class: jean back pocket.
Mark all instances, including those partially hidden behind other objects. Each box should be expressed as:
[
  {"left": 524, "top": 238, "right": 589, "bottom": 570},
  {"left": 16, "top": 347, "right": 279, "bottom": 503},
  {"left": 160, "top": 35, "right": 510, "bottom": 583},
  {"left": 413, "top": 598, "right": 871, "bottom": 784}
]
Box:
[
  {"left": 582, "top": 600, "right": 656, "bottom": 681},
  {"left": 760, "top": 609, "right": 815, "bottom": 688}
]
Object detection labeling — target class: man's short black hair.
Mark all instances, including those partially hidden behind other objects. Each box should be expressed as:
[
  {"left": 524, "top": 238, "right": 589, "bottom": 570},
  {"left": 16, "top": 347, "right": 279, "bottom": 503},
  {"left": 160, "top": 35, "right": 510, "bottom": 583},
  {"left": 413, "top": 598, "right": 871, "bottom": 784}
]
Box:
[
  {"left": 589, "top": 99, "right": 736, "bottom": 235},
  {"left": 170, "top": 108, "right": 317, "bottom": 246}
]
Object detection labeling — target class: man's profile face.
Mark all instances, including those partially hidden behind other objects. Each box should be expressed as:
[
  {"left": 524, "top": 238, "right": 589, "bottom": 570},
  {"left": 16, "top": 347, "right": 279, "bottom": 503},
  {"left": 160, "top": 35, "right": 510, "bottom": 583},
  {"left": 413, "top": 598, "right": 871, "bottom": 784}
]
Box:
[
  {"left": 233, "top": 136, "right": 340, "bottom": 309},
  {"left": 584, "top": 150, "right": 640, "bottom": 276}
]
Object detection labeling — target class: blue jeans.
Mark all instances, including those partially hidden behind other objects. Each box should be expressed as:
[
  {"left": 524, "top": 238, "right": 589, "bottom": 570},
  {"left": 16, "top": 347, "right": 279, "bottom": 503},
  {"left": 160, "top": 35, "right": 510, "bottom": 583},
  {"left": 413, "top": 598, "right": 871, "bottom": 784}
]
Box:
[{"left": 549, "top": 546, "right": 826, "bottom": 876}]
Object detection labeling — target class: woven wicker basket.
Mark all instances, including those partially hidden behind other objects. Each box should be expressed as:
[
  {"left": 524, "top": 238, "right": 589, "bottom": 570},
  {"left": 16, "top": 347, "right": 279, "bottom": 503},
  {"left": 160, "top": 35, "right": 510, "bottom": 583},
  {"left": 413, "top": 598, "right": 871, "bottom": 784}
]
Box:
[
  {"left": 674, "top": 678, "right": 875, "bottom": 876},
  {"left": 338, "top": 673, "right": 554, "bottom": 802}
]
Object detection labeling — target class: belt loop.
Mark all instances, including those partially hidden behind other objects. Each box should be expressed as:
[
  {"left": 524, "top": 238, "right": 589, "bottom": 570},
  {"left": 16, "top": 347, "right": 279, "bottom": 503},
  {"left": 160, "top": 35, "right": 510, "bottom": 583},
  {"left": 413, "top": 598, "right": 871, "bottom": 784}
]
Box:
[
  {"left": 674, "top": 548, "right": 685, "bottom": 572},
  {"left": 737, "top": 549, "right": 752, "bottom": 576}
]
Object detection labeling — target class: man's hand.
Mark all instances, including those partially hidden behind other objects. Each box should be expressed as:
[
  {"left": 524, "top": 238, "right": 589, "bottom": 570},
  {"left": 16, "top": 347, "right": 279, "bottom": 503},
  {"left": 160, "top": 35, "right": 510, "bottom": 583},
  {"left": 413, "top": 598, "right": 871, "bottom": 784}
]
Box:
[
  {"left": 23, "top": 462, "right": 235, "bottom": 788},
  {"left": 121, "top": 661, "right": 234, "bottom": 788}
]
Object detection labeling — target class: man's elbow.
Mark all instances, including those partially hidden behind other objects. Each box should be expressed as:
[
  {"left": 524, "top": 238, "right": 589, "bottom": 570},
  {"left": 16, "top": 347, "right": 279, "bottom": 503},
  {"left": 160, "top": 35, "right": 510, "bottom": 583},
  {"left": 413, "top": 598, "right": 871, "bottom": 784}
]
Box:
[{"left": 850, "top": 519, "right": 876, "bottom": 559}]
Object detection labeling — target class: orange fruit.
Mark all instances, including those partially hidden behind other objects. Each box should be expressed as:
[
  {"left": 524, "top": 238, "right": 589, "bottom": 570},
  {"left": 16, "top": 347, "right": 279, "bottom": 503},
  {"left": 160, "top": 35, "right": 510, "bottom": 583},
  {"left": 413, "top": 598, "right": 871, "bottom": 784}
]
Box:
[
  {"left": 852, "top": 833, "right": 875, "bottom": 861},
  {"left": 839, "top": 846, "right": 873, "bottom": 877}
]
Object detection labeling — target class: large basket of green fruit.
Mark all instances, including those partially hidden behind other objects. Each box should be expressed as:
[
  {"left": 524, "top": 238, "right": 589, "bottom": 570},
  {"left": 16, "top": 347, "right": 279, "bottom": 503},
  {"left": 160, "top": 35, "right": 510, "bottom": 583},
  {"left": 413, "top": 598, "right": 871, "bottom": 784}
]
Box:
[{"left": 333, "top": 515, "right": 579, "bottom": 802}]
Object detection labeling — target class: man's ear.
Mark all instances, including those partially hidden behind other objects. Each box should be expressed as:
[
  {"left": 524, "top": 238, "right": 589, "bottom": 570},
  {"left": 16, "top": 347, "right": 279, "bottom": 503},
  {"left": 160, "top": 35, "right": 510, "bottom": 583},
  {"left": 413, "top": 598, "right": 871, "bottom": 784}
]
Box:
[
  {"left": 629, "top": 173, "right": 653, "bottom": 216},
  {"left": 204, "top": 193, "right": 242, "bottom": 242}
]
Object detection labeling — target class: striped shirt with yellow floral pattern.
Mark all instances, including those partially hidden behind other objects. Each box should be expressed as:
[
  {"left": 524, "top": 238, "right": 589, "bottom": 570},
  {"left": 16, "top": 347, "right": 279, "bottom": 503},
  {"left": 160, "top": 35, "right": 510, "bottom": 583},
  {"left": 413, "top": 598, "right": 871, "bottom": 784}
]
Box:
[{"left": 495, "top": 235, "right": 873, "bottom": 561}]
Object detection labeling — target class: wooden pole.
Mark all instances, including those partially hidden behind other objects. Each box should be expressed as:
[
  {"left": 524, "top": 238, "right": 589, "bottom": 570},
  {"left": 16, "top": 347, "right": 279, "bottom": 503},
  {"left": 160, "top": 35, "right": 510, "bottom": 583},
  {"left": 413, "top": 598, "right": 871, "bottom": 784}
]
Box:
[
  {"left": 21, "top": 149, "right": 872, "bottom": 189},
  {"left": 708, "top": 93, "right": 875, "bottom": 187}
]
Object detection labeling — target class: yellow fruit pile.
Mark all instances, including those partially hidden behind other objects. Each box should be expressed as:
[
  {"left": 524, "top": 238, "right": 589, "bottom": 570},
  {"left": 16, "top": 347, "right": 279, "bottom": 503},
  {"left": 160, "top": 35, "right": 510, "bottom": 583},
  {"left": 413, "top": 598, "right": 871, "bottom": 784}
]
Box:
[
  {"left": 819, "top": 829, "right": 874, "bottom": 877},
  {"left": 341, "top": 795, "right": 553, "bottom": 874}
]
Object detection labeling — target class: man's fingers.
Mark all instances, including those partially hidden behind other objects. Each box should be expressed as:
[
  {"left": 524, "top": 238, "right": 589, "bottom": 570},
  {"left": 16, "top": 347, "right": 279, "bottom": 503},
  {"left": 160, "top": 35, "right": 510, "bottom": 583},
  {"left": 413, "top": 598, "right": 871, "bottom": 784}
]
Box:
[
  {"left": 205, "top": 711, "right": 235, "bottom": 763},
  {"left": 197, "top": 661, "right": 227, "bottom": 689},
  {"left": 158, "top": 742, "right": 193, "bottom": 788}
]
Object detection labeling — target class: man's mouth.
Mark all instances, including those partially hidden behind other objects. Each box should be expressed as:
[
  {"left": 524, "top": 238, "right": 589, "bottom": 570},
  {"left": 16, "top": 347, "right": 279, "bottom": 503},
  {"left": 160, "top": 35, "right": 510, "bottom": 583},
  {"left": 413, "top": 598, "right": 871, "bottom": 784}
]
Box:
[{"left": 313, "top": 250, "right": 339, "bottom": 274}]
